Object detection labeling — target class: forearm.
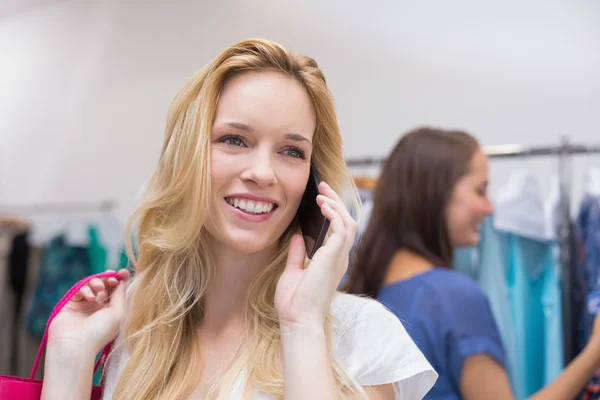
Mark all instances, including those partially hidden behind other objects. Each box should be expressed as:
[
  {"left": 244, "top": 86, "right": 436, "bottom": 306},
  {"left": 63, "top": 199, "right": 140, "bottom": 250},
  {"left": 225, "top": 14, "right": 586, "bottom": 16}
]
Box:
[
  {"left": 41, "top": 342, "right": 96, "bottom": 400},
  {"left": 529, "top": 345, "right": 600, "bottom": 400},
  {"left": 281, "top": 325, "right": 342, "bottom": 400}
]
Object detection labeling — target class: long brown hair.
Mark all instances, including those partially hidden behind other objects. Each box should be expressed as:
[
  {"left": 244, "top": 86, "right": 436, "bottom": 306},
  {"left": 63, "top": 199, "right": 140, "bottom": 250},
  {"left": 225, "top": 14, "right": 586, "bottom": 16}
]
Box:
[{"left": 345, "top": 127, "right": 480, "bottom": 298}]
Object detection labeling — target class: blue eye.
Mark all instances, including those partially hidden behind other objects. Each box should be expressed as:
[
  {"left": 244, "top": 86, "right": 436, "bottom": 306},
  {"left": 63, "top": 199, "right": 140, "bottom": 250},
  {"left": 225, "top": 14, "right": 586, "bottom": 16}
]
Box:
[
  {"left": 220, "top": 136, "right": 246, "bottom": 147},
  {"left": 283, "top": 146, "right": 306, "bottom": 159}
]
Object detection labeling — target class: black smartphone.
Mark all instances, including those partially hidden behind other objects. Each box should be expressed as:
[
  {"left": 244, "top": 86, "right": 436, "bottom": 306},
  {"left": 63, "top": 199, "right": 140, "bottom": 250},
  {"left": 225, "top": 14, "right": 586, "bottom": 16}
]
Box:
[{"left": 297, "top": 168, "right": 330, "bottom": 259}]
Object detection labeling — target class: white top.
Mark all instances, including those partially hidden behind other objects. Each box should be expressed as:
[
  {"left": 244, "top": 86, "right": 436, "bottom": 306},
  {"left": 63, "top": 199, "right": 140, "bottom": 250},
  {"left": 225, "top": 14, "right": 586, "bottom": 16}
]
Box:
[
  {"left": 493, "top": 169, "right": 548, "bottom": 241},
  {"left": 103, "top": 293, "right": 437, "bottom": 399},
  {"left": 544, "top": 176, "right": 560, "bottom": 241},
  {"left": 585, "top": 166, "right": 600, "bottom": 196}
]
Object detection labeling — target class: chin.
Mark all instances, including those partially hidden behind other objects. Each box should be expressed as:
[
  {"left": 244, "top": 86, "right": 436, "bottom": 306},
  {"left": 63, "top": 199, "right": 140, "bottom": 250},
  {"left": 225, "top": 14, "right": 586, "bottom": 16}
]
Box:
[
  {"left": 220, "top": 230, "right": 279, "bottom": 255},
  {"left": 454, "top": 234, "right": 479, "bottom": 248}
]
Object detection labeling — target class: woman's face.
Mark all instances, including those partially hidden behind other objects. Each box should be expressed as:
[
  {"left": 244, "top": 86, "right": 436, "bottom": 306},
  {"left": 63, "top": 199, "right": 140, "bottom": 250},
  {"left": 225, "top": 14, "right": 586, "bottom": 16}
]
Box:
[
  {"left": 206, "top": 71, "right": 315, "bottom": 255},
  {"left": 446, "top": 151, "right": 494, "bottom": 247}
]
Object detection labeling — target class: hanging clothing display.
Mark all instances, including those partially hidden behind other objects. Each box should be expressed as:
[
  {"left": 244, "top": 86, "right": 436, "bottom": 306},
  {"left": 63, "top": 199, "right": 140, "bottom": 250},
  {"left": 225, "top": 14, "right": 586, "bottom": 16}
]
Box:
[
  {"left": 26, "top": 234, "right": 92, "bottom": 338},
  {"left": 0, "top": 217, "right": 31, "bottom": 376},
  {"left": 16, "top": 245, "right": 43, "bottom": 379},
  {"left": 0, "top": 209, "right": 126, "bottom": 382},
  {"left": 454, "top": 170, "right": 564, "bottom": 400},
  {"left": 507, "top": 234, "right": 563, "bottom": 396},
  {"left": 576, "top": 195, "right": 600, "bottom": 399}
]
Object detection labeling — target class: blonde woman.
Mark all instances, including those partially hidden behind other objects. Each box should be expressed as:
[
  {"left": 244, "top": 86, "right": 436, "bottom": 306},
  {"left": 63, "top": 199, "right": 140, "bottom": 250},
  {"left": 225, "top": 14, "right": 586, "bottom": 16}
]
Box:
[{"left": 41, "top": 39, "right": 437, "bottom": 399}]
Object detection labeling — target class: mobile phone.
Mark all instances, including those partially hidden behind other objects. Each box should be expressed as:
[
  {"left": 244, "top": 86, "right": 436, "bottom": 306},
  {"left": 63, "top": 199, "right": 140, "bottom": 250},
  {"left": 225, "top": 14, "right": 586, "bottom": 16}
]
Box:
[{"left": 297, "top": 168, "right": 330, "bottom": 259}]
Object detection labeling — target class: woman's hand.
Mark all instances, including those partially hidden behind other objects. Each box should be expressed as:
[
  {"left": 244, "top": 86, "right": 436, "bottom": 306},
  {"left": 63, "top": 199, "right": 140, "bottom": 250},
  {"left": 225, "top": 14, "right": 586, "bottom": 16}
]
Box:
[
  {"left": 47, "top": 268, "right": 131, "bottom": 355},
  {"left": 275, "top": 181, "right": 357, "bottom": 334}
]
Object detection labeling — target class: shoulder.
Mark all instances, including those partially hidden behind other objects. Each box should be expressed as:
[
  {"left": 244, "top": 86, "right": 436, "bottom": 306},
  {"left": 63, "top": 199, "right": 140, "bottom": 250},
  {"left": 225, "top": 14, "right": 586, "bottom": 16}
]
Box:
[
  {"left": 331, "top": 293, "right": 438, "bottom": 399},
  {"left": 419, "top": 269, "right": 489, "bottom": 308}
]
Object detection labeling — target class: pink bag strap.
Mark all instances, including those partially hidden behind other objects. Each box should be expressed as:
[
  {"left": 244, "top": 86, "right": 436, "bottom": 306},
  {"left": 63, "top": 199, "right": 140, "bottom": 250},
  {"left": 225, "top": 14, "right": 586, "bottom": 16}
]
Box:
[{"left": 30, "top": 270, "right": 122, "bottom": 380}]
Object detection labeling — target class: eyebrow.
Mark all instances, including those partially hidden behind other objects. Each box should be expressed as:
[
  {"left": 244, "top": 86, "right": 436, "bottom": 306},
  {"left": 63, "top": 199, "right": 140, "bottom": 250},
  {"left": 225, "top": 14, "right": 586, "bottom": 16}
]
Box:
[
  {"left": 225, "top": 122, "right": 254, "bottom": 132},
  {"left": 284, "top": 133, "right": 312, "bottom": 145},
  {"left": 221, "top": 122, "right": 312, "bottom": 144}
]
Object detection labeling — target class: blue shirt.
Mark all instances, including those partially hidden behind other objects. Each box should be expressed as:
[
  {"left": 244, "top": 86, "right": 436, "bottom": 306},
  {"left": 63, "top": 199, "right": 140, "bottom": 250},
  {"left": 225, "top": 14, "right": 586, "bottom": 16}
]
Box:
[{"left": 378, "top": 268, "right": 505, "bottom": 399}]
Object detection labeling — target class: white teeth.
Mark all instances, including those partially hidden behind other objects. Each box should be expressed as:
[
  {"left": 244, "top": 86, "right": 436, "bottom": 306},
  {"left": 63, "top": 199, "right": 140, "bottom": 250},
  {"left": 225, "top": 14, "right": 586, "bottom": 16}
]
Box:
[{"left": 226, "top": 197, "right": 276, "bottom": 214}]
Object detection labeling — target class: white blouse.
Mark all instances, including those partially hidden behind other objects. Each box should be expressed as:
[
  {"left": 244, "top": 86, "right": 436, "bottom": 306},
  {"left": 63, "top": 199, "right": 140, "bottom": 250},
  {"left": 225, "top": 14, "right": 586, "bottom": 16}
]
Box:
[{"left": 103, "top": 293, "right": 437, "bottom": 399}]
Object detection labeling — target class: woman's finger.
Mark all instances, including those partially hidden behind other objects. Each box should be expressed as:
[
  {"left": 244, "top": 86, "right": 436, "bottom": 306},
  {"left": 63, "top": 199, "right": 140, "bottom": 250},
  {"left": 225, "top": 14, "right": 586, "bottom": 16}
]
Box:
[
  {"left": 317, "top": 194, "right": 357, "bottom": 253},
  {"left": 319, "top": 203, "right": 346, "bottom": 253},
  {"left": 285, "top": 234, "right": 307, "bottom": 272},
  {"left": 316, "top": 195, "right": 356, "bottom": 228},
  {"left": 106, "top": 276, "right": 119, "bottom": 288},
  {"left": 80, "top": 285, "right": 96, "bottom": 302},
  {"left": 318, "top": 181, "right": 343, "bottom": 204},
  {"left": 72, "top": 291, "right": 84, "bottom": 302},
  {"left": 317, "top": 183, "right": 357, "bottom": 230},
  {"left": 88, "top": 278, "right": 105, "bottom": 294},
  {"left": 117, "top": 268, "right": 131, "bottom": 281}
]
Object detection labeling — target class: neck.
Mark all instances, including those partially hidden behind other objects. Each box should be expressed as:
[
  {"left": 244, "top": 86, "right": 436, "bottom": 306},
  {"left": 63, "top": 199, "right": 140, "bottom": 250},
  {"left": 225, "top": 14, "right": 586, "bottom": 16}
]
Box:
[
  {"left": 383, "top": 248, "right": 435, "bottom": 285},
  {"left": 201, "top": 238, "right": 278, "bottom": 332}
]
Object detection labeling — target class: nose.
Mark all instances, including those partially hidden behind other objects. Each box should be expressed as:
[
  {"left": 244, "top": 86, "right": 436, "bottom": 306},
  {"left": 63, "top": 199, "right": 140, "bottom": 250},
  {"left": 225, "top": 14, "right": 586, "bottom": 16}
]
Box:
[{"left": 240, "top": 149, "right": 277, "bottom": 187}]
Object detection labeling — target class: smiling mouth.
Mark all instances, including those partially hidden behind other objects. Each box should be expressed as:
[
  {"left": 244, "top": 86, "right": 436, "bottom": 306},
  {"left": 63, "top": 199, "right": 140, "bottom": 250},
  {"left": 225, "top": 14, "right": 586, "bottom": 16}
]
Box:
[{"left": 225, "top": 197, "right": 278, "bottom": 215}]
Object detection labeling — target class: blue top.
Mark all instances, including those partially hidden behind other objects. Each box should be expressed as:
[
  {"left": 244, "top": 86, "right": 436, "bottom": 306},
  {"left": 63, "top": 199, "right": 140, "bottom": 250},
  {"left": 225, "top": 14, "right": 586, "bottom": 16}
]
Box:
[{"left": 378, "top": 268, "right": 506, "bottom": 399}]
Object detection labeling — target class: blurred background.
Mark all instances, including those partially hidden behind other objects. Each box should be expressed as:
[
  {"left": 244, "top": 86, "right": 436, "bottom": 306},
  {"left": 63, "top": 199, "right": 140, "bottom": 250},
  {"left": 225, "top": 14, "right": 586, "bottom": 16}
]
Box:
[
  {"left": 0, "top": 0, "right": 599, "bottom": 393},
  {"left": 1, "top": 0, "right": 599, "bottom": 221}
]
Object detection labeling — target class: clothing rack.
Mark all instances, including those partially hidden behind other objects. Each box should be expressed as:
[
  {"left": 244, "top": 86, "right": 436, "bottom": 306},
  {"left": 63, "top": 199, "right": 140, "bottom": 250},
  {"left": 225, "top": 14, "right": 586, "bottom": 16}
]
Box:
[
  {"left": 346, "top": 137, "right": 600, "bottom": 364},
  {"left": 0, "top": 200, "right": 115, "bottom": 215},
  {"left": 346, "top": 141, "right": 600, "bottom": 166}
]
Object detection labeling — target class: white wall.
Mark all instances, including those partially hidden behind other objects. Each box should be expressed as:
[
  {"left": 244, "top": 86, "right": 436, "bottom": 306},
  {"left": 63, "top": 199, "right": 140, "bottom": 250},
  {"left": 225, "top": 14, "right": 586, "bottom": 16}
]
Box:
[{"left": 1, "top": 0, "right": 599, "bottom": 222}]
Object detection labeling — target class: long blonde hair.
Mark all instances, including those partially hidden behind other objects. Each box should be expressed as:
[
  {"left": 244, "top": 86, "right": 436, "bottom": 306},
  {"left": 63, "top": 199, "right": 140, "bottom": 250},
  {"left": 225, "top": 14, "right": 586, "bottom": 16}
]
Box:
[{"left": 112, "top": 38, "right": 363, "bottom": 399}]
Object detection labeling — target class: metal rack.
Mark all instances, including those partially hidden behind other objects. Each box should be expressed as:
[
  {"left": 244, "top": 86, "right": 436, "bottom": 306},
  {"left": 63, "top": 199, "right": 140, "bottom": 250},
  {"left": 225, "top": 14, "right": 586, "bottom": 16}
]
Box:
[
  {"left": 346, "top": 137, "right": 600, "bottom": 364},
  {"left": 0, "top": 199, "right": 115, "bottom": 215}
]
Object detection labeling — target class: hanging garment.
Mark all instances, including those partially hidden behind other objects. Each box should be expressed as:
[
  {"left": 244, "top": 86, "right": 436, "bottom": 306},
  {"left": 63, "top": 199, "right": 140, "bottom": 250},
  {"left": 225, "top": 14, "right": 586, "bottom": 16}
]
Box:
[
  {"left": 454, "top": 171, "right": 564, "bottom": 399},
  {"left": 507, "top": 234, "right": 563, "bottom": 396},
  {"left": 576, "top": 195, "right": 600, "bottom": 399},
  {"left": 63, "top": 215, "right": 123, "bottom": 271},
  {"left": 452, "top": 245, "right": 478, "bottom": 279},
  {"left": 8, "top": 231, "right": 30, "bottom": 375},
  {"left": 16, "top": 246, "right": 43, "bottom": 379},
  {"left": 494, "top": 170, "right": 563, "bottom": 398},
  {"left": 0, "top": 231, "right": 15, "bottom": 375},
  {"left": 576, "top": 195, "right": 600, "bottom": 348},
  {"left": 26, "top": 235, "right": 91, "bottom": 338},
  {"left": 87, "top": 224, "right": 108, "bottom": 274}
]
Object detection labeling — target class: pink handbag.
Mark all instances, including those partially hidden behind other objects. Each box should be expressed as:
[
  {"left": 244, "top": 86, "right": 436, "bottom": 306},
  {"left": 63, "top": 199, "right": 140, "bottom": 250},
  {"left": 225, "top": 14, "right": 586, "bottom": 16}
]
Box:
[{"left": 0, "top": 270, "right": 121, "bottom": 399}]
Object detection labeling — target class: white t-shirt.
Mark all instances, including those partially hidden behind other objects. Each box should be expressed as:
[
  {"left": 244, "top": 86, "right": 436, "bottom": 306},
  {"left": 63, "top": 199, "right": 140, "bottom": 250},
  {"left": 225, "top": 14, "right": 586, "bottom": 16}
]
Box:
[{"left": 103, "top": 293, "right": 437, "bottom": 399}]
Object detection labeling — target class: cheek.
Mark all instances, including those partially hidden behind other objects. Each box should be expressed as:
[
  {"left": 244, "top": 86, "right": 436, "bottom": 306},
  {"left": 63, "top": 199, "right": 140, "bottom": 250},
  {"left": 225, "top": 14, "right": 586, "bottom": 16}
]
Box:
[
  {"left": 281, "top": 168, "right": 310, "bottom": 208},
  {"left": 210, "top": 151, "right": 238, "bottom": 190},
  {"left": 448, "top": 202, "right": 472, "bottom": 228}
]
